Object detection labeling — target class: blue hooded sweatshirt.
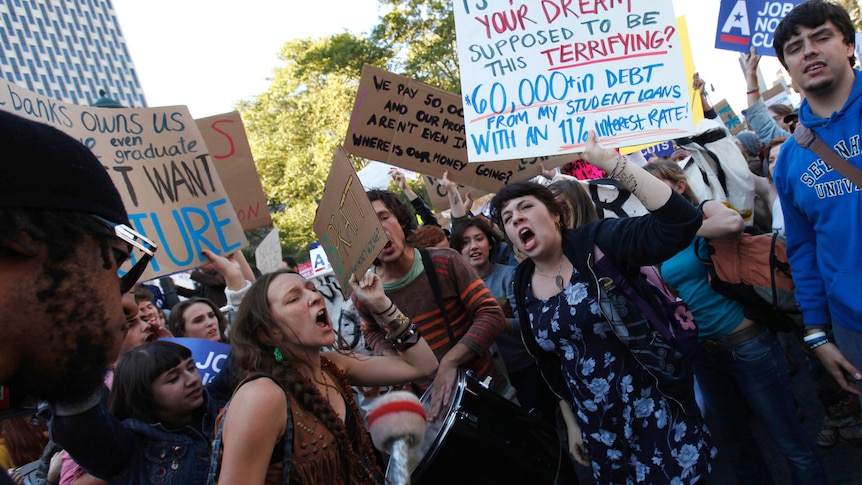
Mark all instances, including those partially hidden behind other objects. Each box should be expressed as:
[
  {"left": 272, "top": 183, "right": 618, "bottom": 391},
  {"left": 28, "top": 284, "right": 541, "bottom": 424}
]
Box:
[{"left": 773, "top": 69, "right": 862, "bottom": 332}]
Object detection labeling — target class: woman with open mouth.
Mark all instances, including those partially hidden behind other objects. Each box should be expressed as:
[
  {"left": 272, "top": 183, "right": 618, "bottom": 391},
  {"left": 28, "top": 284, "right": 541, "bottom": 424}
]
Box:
[
  {"left": 212, "top": 268, "right": 439, "bottom": 485},
  {"left": 489, "top": 130, "right": 715, "bottom": 485}
]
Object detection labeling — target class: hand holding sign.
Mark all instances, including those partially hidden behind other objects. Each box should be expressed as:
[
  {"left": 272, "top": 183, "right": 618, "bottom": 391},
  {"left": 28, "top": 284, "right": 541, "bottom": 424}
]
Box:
[
  {"left": 348, "top": 272, "right": 389, "bottom": 315},
  {"left": 578, "top": 131, "right": 619, "bottom": 174}
]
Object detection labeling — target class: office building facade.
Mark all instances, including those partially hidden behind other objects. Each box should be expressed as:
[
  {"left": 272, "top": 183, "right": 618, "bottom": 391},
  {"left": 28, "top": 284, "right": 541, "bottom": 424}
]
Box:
[{"left": 0, "top": 0, "right": 146, "bottom": 107}]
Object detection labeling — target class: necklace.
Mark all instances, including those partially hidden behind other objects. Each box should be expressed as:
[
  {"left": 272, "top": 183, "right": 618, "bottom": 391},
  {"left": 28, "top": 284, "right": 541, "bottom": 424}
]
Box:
[{"left": 535, "top": 255, "right": 566, "bottom": 291}]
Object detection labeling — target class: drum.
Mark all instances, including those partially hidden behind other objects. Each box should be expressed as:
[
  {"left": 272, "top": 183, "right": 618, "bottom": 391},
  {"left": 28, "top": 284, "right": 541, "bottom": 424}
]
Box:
[{"left": 386, "top": 370, "right": 562, "bottom": 484}]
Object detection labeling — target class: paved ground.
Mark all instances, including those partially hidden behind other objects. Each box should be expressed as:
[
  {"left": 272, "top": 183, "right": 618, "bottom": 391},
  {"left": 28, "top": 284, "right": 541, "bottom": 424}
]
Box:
[{"left": 572, "top": 333, "right": 862, "bottom": 485}]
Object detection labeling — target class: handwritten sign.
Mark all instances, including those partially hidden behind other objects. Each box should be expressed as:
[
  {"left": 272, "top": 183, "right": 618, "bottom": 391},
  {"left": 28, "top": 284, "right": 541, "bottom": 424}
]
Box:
[
  {"left": 0, "top": 80, "right": 247, "bottom": 280},
  {"left": 255, "top": 227, "right": 283, "bottom": 274},
  {"left": 313, "top": 147, "right": 388, "bottom": 298},
  {"left": 453, "top": 0, "right": 692, "bottom": 160},
  {"left": 715, "top": 0, "right": 804, "bottom": 56},
  {"left": 713, "top": 99, "right": 744, "bottom": 135},
  {"left": 196, "top": 112, "right": 272, "bottom": 231},
  {"left": 344, "top": 65, "right": 572, "bottom": 193},
  {"left": 421, "top": 174, "right": 488, "bottom": 215}
]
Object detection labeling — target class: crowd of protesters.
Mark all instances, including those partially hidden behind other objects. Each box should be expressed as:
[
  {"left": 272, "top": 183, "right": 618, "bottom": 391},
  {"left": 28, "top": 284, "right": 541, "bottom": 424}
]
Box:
[{"left": 3, "top": 1, "right": 862, "bottom": 484}]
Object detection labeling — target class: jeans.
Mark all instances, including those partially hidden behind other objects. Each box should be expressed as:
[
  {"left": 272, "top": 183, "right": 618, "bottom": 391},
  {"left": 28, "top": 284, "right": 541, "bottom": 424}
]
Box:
[
  {"left": 833, "top": 323, "right": 862, "bottom": 396},
  {"left": 694, "top": 328, "right": 827, "bottom": 485}
]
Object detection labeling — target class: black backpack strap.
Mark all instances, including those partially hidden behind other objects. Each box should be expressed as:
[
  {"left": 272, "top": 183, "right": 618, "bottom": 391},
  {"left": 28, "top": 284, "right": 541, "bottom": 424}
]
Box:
[
  {"left": 280, "top": 404, "right": 294, "bottom": 485},
  {"left": 419, "top": 249, "right": 456, "bottom": 342}
]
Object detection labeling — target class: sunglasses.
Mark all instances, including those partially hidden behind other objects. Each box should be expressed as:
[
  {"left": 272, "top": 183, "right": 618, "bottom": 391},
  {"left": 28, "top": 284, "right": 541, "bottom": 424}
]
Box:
[{"left": 92, "top": 216, "right": 158, "bottom": 293}]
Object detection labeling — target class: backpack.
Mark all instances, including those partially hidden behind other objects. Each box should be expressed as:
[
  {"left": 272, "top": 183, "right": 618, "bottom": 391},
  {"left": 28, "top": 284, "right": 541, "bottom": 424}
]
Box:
[
  {"left": 694, "top": 232, "right": 803, "bottom": 333},
  {"left": 593, "top": 246, "right": 699, "bottom": 416},
  {"left": 594, "top": 246, "right": 699, "bottom": 359}
]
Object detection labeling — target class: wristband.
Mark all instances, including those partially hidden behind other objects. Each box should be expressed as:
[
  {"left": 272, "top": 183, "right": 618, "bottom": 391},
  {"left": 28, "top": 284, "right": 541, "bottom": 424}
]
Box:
[
  {"left": 383, "top": 309, "right": 412, "bottom": 340},
  {"left": 746, "top": 89, "right": 759, "bottom": 95},
  {"left": 392, "top": 324, "right": 420, "bottom": 350},
  {"left": 809, "top": 339, "right": 830, "bottom": 350},
  {"left": 373, "top": 301, "right": 394, "bottom": 316},
  {"left": 747, "top": 85, "right": 759, "bottom": 91},
  {"left": 803, "top": 331, "right": 827, "bottom": 343}
]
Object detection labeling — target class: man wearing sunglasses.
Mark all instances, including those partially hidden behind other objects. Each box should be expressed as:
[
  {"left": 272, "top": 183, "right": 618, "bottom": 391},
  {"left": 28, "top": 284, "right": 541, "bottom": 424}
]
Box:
[{"left": 0, "top": 110, "right": 155, "bottom": 485}]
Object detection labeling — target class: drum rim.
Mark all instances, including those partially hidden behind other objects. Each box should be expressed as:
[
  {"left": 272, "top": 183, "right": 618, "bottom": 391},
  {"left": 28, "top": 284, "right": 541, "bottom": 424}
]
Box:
[{"left": 394, "top": 370, "right": 468, "bottom": 479}]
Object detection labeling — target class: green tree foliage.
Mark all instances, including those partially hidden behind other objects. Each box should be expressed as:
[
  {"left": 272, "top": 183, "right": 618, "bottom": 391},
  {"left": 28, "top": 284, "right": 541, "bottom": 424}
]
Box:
[
  {"left": 239, "top": 35, "right": 387, "bottom": 257},
  {"left": 371, "top": 0, "right": 461, "bottom": 93},
  {"left": 835, "top": 0, "right": 862, "bottom": 31}
]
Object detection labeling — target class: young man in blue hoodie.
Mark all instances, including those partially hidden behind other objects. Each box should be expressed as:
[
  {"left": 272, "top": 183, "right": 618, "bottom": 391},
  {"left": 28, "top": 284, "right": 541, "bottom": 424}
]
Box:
[{"left": 773, "top": 0, "right": 862, "bottom": 397}]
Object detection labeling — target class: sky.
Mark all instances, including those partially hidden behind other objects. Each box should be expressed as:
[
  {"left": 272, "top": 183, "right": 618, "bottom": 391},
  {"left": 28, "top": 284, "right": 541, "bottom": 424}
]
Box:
[{"left": 111, "top": 0, "right": 792, "bottom": 121}]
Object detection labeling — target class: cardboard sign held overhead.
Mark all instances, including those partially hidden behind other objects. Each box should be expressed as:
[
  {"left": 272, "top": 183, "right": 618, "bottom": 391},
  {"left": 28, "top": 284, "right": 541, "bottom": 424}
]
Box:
[
  {"left": 0, "top": 79, "right": 248, "bottom": 281},
  {"left": 421, "top": 174, "right": 487, "bottom": 215},
  {"left": 196, "top": 112, "right": 272, "bottom": 231},
  {"left": 313, "top": 147, "right": 388, "bottom": 298},
  {"left": 344, "top": 65, "right": 572, "bottom": 194},
  {"left": 255, "top": 227, "right": 283, "bottom": 275},
  {"left": 713, "top": 99, "right": 745, "bottom": 135}
]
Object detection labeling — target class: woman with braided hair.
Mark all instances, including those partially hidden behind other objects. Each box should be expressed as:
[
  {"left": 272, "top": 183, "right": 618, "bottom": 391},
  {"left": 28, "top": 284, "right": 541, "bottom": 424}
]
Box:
[{"left": 214, "top": 269, "right": 438, "bottom": 485}]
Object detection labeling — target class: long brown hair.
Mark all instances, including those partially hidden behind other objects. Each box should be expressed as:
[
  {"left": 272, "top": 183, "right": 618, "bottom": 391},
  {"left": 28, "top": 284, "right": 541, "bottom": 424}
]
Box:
[
  {"left": 230, "top": 270, "right": 380, "bottom": 483},
  {"left": 0, "top": 415, "right": 47, "bottom": 468},
  {"left": 168, "top": 297, "right": 228, "bottom": 342},
  {"left": 548, "top": 179, "right": 598, "bottom": 229},
  {"left": 643, "top": 161, "right": 700, "bottom": 205}
]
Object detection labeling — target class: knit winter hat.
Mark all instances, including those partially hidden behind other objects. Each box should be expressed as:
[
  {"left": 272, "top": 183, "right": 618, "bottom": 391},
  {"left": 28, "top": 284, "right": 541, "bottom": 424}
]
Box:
[
  {"left": 0, "top": 110, "right": 128, "bottom": 224},
  {"left": 735, "top": 130, "right": 762, "bottom": 159}
]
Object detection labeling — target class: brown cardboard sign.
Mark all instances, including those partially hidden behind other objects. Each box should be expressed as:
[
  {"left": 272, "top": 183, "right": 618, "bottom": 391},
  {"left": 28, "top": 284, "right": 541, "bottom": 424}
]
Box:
[
  {"left": 196, "top": 112, "right": 272, "bottom": 231},
  {"left": 0, "top": 79, "right": 248, "bottom": 281},
  {"left": 421, "top": 174, "right": 487, "bottom": 215},
  {"left": 344, "top": 65, "right": 572, "bottom": 193},
  {"left": 313, "top": 146, "right": 387, "bottom": 298},
  {"left": 713, "top": 99, "right": 744, "bottom": 135}
]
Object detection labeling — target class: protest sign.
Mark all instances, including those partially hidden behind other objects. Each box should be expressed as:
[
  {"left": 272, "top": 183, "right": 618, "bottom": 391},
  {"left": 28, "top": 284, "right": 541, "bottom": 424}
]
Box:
[
  {"left": 196, "top": 112, "right": 272, "bottom": 231},
  {"left": 453, "top": 0, "right": 692, "bottom": 160},
  {"left": 162, "top": 338, "right": 230, "bottom": 385},
  {"left": 255, "top": 227, "right": 283, "bottom": 274},
  {"left": 0, "top": 79, "right": 247, "bottom": 280},
  {"left": 762, "top": 84, "right": 793, "bottom": 108},
  {"left": 344, "top": 65, "right": 572, "bottom": 193},
  {"left": 713, "top": 99, "right": 745, "bottom": 134},
  {"left": 715, "top": 0, "right": 804, "bottom": 56},
  {"left": 421, "top": 174, "right": 487, "bottom": 215},
  {"left": 313, "top": 147, "right": 388, "bottom": 298},
  {"left": 640, "top": 141, "right": 675, "bottom": 160}
]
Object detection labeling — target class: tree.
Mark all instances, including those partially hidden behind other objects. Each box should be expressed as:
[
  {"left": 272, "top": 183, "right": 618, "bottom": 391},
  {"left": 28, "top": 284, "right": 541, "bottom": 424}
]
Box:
[
  {"left": 835, "top": 0, "right": 862, "bottom": 31},
  {"left": 239, "top": 35, "right": 387, "bottom": 258},
  {"left": 371, "top": 0, "right": 462, "bottom": 93}
]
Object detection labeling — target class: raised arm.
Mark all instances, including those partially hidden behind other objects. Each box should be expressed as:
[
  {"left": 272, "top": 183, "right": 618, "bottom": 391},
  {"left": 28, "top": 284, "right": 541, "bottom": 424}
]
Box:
[
  {"left": 329, "top": 272, "right": 439, "bottom": 386},
  {"left": 579, "top": 130, "right": 672, "bottom": 211}
]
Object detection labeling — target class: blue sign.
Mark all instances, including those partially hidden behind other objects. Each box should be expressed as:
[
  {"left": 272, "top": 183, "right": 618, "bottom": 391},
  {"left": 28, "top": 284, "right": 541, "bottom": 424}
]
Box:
[
  {"left": 640, "top": 141, "right": 675, "bottom": 160},
  {"left": 715, "top": 0, "right": 804, "bottom": 57},
  {"left": 163, "top": 337, "right": 230, "bottom": 385}
]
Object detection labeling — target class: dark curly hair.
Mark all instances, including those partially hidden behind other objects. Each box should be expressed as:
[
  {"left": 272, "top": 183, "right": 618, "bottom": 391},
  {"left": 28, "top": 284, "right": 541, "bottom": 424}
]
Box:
[
  {"left": 229, "top": 270, "right": 381, "bottom": 483},
  {"left": 366, "top": 189, "right": 417, "bottom": 239},
  {"left": 489, "top": 182, "right": 568, "bottom": 242},
  {"left": 774, "top": 0, "right": 856, "bottom": 69},
  {"left": 0, "top": 209, "right": 116, "bottom": 303}
]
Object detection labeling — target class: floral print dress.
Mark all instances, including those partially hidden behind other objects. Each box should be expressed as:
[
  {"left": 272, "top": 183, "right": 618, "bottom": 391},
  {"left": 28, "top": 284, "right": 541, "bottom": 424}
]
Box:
[{"left": 525, "top": 267, "right": 715, "bottom": 485}]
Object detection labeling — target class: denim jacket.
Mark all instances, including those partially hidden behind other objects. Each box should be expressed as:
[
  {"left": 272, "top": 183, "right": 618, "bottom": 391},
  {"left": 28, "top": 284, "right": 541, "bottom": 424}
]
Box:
[{"left": 51, "top": 389, "right": 220, "bottom": 485}]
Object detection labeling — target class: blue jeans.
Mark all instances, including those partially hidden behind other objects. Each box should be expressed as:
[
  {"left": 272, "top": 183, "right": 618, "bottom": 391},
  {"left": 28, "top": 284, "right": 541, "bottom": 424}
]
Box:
[
  {"left": 694, "top": 328, "right": 827, "bottom": 485},
  {"left": 833, "top": 323, "right": 862, "bottom": 396}
]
